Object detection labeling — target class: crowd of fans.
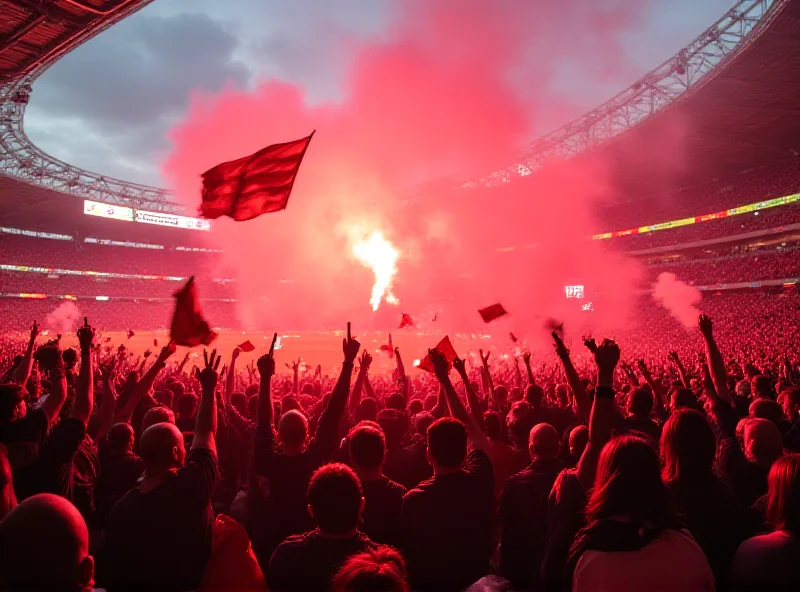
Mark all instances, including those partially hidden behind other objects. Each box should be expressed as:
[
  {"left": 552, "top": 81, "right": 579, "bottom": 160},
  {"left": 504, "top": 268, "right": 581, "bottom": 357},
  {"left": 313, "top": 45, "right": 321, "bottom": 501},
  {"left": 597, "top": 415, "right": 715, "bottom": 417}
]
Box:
[
  {"left": 0, "top": 286, "right": 798, "bottom": 590},
  {"left": 645, "top": 246, "right": 800, "bottom": 286},
  {"left": 597, "top": 157, "right": 800, "bottom": 231}
]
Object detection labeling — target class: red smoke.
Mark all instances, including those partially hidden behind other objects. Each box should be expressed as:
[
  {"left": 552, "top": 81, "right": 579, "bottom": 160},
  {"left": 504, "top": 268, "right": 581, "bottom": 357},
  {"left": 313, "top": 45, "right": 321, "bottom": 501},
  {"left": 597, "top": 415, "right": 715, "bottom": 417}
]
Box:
[{"left": 163, "top": 0, "right": 651, "bottom": 340}]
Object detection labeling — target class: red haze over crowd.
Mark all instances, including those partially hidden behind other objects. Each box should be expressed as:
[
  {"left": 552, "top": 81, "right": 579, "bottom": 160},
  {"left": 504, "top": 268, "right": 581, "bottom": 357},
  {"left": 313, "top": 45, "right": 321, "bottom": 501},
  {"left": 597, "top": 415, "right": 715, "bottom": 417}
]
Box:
[{"left": 163, "top": 0, "right": 686, "bottom": 342}]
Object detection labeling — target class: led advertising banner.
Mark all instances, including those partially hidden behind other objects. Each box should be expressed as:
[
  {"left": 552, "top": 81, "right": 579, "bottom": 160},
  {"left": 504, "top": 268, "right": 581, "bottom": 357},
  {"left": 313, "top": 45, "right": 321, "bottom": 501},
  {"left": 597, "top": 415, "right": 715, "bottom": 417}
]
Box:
[
  {"left": 83, "top": 200, "right": 134, "bottom": 222},
  {"left": 134, "top": 210, "right": 211, "bottom": 231}
]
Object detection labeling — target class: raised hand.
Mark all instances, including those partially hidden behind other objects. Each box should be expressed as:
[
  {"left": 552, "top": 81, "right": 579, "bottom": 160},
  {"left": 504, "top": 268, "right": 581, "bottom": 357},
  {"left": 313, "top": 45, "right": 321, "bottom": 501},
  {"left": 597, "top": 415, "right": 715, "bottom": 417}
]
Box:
[
  {"left": 199, "top": 349, "right": 221, "bottom": 393},
  {"left": 286, "top": 357, "right": 302, "bottom": 371},
  {"left": 698, "top": 314, "right": 713, "bottom": 338},
  {"left": 583, "top": 336, "right": 598, "bottom": 353},
  {"left": 231, "top": 347, "right": 241, "bottom": 361},
  {"left": 359, "top": 350, "right": 373, "bottom": 371},
  {"left": 552, "top": 331, "right": 569, "bottom": 358},
  {"left": 522, "top": 350, "right": 532, "bottom": 364},
  {"left": 76, "top": 319, "right": 95, "bottom": 353},
  {"left": 29, "top": 320, "right": 39, "bottom": 342},
  {"left": 479, "top": 349, "right": 491, "bottom": 370},
  {"left": 257, "top": 333, "right": 278, "bottom": 377},
  {"left": 156, "top": 341, "right": 177, "bottom": 364},
  {"left": 143, "top": 349, "right": 152, "bottom": 359},
  {"left": 100, "top": 356, "right": 118, "bottom": 382},
  {"left": 342, "top": 322, "right": 361, "bottom": 364},
  {"left": 428, "top": 348, "right": 449, "bottom": 380},
  {"left": 593, "top": 338, "right": 620, "bottom": 387},
  {"left": 453, "top": 356, "right": 467, "bottom": 375}
]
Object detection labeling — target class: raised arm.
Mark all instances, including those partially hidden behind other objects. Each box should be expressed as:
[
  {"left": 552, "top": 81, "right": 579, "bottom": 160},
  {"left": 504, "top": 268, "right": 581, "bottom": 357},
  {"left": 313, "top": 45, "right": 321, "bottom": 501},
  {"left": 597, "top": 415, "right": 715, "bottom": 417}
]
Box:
[
  {"left": 314, "top": 323, "right": 360, "bottom": 453},
  {"left": 699, "top": 314, "right": 732, "bottom": 405},
  {"left": 71, "top": 321, "right": 95, "bottom": 426},
  {"left": 668, "top": 351, "right": 691, "bottom": 389},
  {"left": 10, "top": 321, "right": 39, "bottom": 386},
  {"left": 522, "top": 350, "right": 535, "bottom": 385},
  {"left": 553, "top": 332, "right": 590, "bottom": 424},
  {"left": 430, "top": 349, "right": 490, "bottom": 453},
  {"left": 576, "top": 339, "right": 619, "bottom": 490},
  {"left": 225, "top": 347, "right": 240, "bottom": 406},
  {"left": 256, "top": 335, "right": 278, "bottom": 430},
  {"left": 286, "top": 357, "right": 301, "bottom": 394},
  {"left": 479, "top": 349, "right": 495, "bottom": 406},
  {"left": 92, "top": 357, "right": 118, "bottom": 442},
  {"left": 349, "top": 350, "right": 372, "bottom": 415},
  {"left": 637, "top": 359, "right": 667, "bottom": 421},
  {"left": 36, "top": 344, "right": 68, "bottom": 425},
  {"left": 454, "top": 357, "right": 485, "bottom": 431},
  {"left": 115, "top": 342, "right": 176, "bottom": 423},
  {"left": 193, "top": 349, "right": 220, "bottom": 454},
  {"left": 394, "top": 347, "right": 409, "bottom": 402}
]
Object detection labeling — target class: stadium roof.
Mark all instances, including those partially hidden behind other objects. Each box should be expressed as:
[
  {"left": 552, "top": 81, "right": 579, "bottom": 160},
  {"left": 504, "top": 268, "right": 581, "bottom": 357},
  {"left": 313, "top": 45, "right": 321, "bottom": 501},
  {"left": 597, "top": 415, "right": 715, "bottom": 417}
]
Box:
[
  {"left": 0, "top": 0, "right": 152, "bottom": 82},
  {"left": 600, "top": 0, "right": 800, "bottom": 192}
]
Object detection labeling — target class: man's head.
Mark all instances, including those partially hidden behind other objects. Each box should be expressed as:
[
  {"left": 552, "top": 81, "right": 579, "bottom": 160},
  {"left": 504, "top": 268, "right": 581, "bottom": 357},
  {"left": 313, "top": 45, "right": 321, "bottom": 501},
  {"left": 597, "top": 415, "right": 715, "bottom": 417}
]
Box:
[
  {"left": 568, "top": 425, "right": 589, "bottom": 459},
  {"left": 355, "top": 397, "right": 378, "bottom": 423},
  {"left": 780, "top": 387, "right": 800, "bottom": 422},
  {"left": 427, "top": 418, "right": 467, "bottom": 472},
  {"left": 627, "top": 388, "right": 654, "bottom": 419},
  {"left": 141, "top": 406, "right": 175, "bottom": 433},
  {"left": 153, "top": 389, "right": 174, "bottom": 409},
  {"left": 140, "top": 422, "right": 186, "bottom": 474},
  {"left": 414, "top": 412, "right": 434, "bottom": 437},
  {"left": 307, "top": 463, "right": 364, "bottom": 536},
  {"left": 176, "top": 393, "right": 198, "bottom": 419},
  {"left": 751, "top": 375, "right": 776, "bottom": 400},
  {"left": 525, "top": 384, "right": 544, "bottom": 408},
  {"left": 107, "top": 423, "right": 135, "bottom": 455},
  {"left": 750, "top": 398, "right": 784, "bottom": 428},
  {"left": 669, "top": 388, "right": 696, "bottom": 413},
  {"left": 408, "top": 399, "right": 423, "bottom": 416},
  {"left": 348, "top": 424, "right": 386, "bottom": 474},
  {"left": 386, "top": 392, "right": 406, "bottom": 411},
  {"left": 529, "top": 423, "right": 560, "bottom": 461},
  {"left": 0, "top": 383, "right": 26, "bottom": 424},
  {"left": 744, "top": 418, "right": 784, "bottom": 469},
  {"left": 0, "top": 494, "right": 94, "bottom": 591},
  {"left": 278, "top": 410, "right": 308, "bottom": 450}
]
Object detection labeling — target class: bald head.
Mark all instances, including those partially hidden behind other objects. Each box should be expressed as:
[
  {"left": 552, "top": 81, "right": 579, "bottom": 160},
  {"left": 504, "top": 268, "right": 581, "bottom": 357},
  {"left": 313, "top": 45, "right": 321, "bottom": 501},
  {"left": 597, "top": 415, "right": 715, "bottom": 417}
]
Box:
[
  {"left": 744, "top": 418, "right": 784, "bottom": 469},
  {"left": 0, "top": 494, "right": 93, "bottom": 591},
  {"left": 529, "top": 423, "right": 560, "bottom": 460},
  {"left": 279, "top": 409, "right": 309, "bottom": 449},
  {"left": 569, "top": 425, "right": 589, "bottom": 458},
  {"left": 141, "top": 406, "right": 175, "bottom": 433},
  {"left": 140, "top": 422, "right": 185, "bottom": 473}
]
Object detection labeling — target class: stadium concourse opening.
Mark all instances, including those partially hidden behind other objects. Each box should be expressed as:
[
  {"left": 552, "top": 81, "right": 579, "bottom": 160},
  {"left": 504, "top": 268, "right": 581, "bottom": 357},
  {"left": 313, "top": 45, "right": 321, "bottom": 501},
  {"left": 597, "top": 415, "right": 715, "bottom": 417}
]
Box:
[{"left": 1, "top": 0, "right": 800, "bottom": 591}]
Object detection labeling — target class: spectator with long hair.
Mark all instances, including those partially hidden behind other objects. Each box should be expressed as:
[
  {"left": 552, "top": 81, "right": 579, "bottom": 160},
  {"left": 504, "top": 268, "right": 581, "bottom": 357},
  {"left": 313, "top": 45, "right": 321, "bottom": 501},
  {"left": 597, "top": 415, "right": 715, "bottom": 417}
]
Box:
[
  {"left": 568, "top": 435, "right": 714, "bottom": 591},
  {"left": 732, "top": 453, "right": 800, "bottom": 590}
]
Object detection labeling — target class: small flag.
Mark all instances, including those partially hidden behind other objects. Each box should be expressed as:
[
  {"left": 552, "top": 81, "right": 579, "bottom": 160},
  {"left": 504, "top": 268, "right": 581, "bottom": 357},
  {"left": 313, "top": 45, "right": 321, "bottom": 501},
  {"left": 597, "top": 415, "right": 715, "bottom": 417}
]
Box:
[
  {"left": 478, "top": 303, "right": 508, "bottom": 323},
  {"left": 237, "top": 340, "right": 255, "bottom": 353},
  {"left": 169, "top": 277, "right": 217, "bottom": 347},
  {"left": 154, "top": 339, "right": 158, "bottom": 347},
  {"left": 104, "top": 337, "right": 112, "bottom": 343},
  {"left": 432, "top": 312, "right": 438, "bottom": 322},
  {"left": 200, "top": 132, "right": 315, "bottom": 221},
  {"left": 418, "top": 336, "right": 458, "bottom": 373},
  {"left": 399, "top": 313, "right": 414, "bottom": 329},
  {"left": 510, "top": 332, "right": 518, "bottom": 343},
  {"left": 126, "top": 329, "right": 135, "bottom": 340}
]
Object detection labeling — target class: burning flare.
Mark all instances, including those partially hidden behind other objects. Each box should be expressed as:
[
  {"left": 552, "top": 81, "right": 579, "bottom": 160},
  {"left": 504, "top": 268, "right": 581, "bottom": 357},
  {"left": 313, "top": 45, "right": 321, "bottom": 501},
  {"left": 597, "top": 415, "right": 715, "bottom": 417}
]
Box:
[{"left": 352, "top": 230, "right": 400, "bottom": 311}]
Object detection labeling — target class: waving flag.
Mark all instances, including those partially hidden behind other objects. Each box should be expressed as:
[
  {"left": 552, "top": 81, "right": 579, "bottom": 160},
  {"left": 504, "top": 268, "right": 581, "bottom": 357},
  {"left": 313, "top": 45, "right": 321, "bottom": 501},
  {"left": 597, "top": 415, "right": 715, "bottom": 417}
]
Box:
[
  {"left": 170, "top": 277, "right": 217, "bottom": 347},
  {"left": 200, "top": 132, "right": 315, "bottom": 221},
  {"left": 418, "top": 336, "right": 458, "bottom": 373},
  {"left": 399, "top": 313, "right": 414, "bottom": 329},
  {"left": 379, "top": 333, "right": 394, "bottom": 358},
  {"left": 478, "top": 303, "right": 508, "bottom": 323}
]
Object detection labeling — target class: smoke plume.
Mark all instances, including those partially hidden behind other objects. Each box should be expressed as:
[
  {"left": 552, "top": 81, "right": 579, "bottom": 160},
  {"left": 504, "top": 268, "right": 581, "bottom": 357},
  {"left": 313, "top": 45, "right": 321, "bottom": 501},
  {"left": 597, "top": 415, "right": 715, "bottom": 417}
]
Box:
[
  {"left": 652, "top": 272, "right": 701, "bottom": 329},
  {"left": 46, "top": 301, "right": 82, "bottom": 335},
  {"left": 163, "top": 0, "right": 663, "bottom": 339}
]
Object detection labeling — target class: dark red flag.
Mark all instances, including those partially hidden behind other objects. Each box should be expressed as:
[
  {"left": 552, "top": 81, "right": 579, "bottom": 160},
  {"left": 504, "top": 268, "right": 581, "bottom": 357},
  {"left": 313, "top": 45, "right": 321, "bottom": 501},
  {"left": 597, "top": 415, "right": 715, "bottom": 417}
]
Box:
[
  {"left": 170, "top": 277, "right": 217, "bottom": 347},
  {"left": 510, "top": 332, "right": 518, "bottom": 343},
  {"left": 200, "top": 132, "right": 315, "bottom": 221},
  {"left": 237, "top": 340, "right": 255, "bottom": 353},
  {"left": 478, "top": 303, "right": 508, "bottom": 323},
  {"left": 154, "top": 339, "right": 159, "bottom": 347},
  {"left": 418, "top": 336, "right": 458, "bottom": 373},
  {"left": 399, "top": 313, "right": 414, "bottom": 329},
  {"left": 126, "top": 329, "right": 135, "bottom": 340}
]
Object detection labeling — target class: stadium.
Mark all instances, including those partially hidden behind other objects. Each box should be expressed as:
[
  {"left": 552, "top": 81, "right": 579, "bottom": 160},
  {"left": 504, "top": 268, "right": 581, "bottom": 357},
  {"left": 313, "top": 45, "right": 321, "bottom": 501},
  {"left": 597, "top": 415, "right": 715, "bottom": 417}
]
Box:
[
  {"left": 1, "top": 1, "right": 800, "bottom": 591},
  {"left": 1, "top": 0, "right": 798, "bottom": 368}
]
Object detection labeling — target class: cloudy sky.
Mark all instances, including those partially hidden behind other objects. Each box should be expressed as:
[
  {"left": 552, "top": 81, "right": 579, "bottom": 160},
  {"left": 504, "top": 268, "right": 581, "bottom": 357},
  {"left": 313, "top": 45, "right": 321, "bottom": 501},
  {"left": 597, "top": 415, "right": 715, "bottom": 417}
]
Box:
[{"left": 24, "top": 0, "right": 734, "bottom": 187}]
